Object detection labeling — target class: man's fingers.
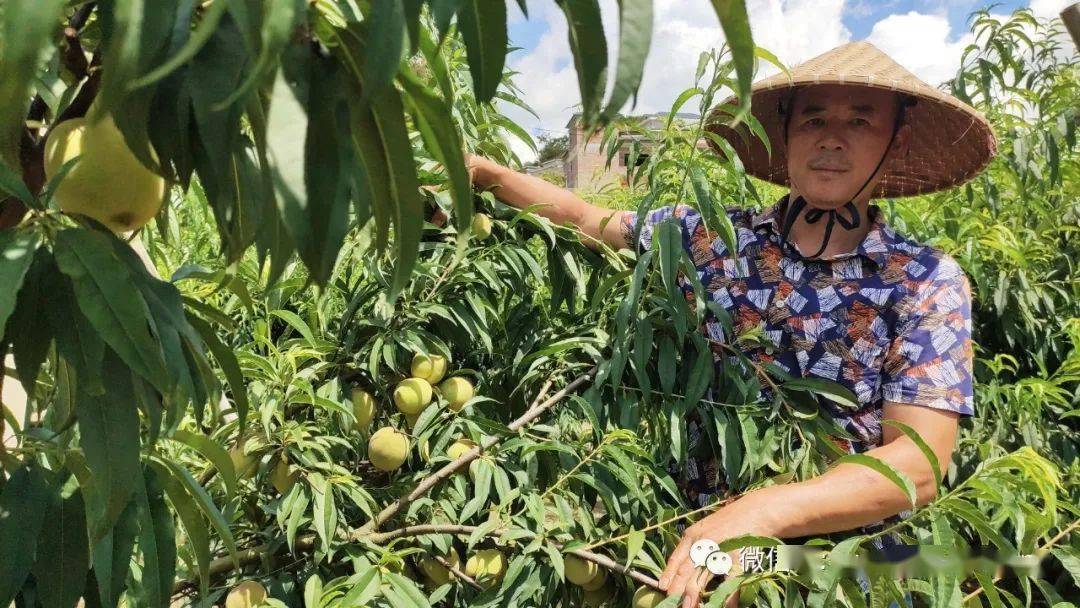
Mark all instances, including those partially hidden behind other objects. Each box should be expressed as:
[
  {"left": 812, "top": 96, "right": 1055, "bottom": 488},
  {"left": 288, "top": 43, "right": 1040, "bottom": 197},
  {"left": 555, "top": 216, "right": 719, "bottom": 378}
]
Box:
[
  {"left": 681, "top": 570, "right": 710, "bottom": 608},
  {"left": 660, "top": 536, "right": 694, "bottom": 590},
  {"left": 666, "top": 558, "right": 701, "bottom": 602}
]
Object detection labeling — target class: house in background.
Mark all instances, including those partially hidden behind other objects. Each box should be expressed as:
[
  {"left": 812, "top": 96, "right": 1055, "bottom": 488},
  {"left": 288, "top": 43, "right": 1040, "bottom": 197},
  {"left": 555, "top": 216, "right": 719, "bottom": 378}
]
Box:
[
  {"left": 563, "top": 111, "right": 709, "bottom": 192},
  {"left": 523, "top": 156, "right": 566, "bottom": 185}
]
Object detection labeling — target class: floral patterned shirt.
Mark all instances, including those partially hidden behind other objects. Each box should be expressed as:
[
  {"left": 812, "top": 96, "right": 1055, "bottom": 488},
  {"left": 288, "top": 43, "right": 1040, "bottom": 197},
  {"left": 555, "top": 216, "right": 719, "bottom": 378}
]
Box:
[{"left": 618, "top": 198, "right": 974, "bottom": 549}]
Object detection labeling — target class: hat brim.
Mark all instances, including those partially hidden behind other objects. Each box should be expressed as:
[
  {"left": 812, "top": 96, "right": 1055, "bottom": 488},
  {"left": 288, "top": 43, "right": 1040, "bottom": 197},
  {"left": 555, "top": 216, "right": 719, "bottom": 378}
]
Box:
[{"left": 705, "top": 77, "right": 997, "bottom": 199}]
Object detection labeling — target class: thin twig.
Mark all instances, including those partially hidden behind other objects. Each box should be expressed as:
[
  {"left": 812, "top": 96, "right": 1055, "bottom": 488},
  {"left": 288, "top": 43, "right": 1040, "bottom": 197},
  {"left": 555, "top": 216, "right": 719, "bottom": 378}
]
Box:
[
  {"left": 961, "top": 517, "right": 1079, "bottom": 604},
  {"left": 528, "top": 378, "right": 555, "bottom": 409},
  {"left": 580, "top": 495, "right": 737, "bottom": 551},
  {"left": 433, "top": 554, "right": 482, "bottom": 590},
  {"left": 565, "top": 547, "right": 661, "bottom": 590},
  {"left": 364, "top": 524, "right": 480, "bottom": 544},
  {"left": 539, "top": 433, "right": 613, "bottom": 500}
]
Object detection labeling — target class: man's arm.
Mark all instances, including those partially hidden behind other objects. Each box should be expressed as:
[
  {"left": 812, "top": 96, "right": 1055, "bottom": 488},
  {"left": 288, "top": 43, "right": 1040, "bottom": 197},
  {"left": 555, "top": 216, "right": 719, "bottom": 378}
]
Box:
[
  {"left": 659, "top": 403, "right": 959, "bottom": 607},
  {"left": 746, "top": 402, "right": 959, "bottom": 535},
  {"left": 466, "top": 154, "right": 631, "bottom": 251}
]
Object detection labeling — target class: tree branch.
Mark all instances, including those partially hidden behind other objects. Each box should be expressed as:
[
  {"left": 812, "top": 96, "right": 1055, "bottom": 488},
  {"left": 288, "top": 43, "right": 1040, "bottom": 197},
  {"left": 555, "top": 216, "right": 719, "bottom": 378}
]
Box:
[
  {"left": 433, "top": 554, "right": 482, "bottom": 590},
  {"left": 172, "top": 522, "right": 664, "bottom": 597},
  {"left": 361, "top": 365, "right": 597, "bottom": 532},
  {"left": 170, "top": 368, "right": 605, "bottom": 595}
]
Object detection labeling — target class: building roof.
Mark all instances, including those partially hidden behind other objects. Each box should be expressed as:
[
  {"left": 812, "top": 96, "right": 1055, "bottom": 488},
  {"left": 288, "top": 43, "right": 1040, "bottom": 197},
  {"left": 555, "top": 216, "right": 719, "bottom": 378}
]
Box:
[{"left": 565, "top": 111, "right": 700, "bottom": 129}]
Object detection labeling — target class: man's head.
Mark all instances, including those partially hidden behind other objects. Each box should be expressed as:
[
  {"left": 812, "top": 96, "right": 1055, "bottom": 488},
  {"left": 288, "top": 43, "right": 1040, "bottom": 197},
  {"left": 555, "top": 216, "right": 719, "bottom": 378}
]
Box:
[{"left": 782, "top": 84, "right": 913, "bottom": 210}]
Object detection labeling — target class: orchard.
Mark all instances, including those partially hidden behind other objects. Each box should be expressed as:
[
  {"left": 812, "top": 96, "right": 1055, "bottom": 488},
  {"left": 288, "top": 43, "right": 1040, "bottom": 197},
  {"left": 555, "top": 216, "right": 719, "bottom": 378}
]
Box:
[{"left": 0, "top": 2, "right": 1077, "bottom": 608}]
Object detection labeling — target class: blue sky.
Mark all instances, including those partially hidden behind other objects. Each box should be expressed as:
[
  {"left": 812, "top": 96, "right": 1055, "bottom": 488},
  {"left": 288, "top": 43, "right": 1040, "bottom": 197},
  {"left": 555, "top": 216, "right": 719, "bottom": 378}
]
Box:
[{"left": 498, "top": 0, "right": 1064, "bottom": 162}]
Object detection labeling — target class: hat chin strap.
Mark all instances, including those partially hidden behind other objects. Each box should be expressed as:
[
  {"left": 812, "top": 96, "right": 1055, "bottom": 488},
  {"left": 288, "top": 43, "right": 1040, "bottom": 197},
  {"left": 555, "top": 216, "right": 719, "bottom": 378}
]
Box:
[
  {"left": 777, "top": 101, "right": 905, "bottom": 261},
  {"left": 778, "top": 195, "right": 862, "bottom": 260}
]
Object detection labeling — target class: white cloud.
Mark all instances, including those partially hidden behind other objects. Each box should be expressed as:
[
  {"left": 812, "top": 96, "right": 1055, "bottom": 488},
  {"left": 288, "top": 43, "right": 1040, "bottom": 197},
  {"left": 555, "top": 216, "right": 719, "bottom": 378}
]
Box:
[
  {"left": 499, "top": 0, "right": 853, "bottom": 164},
  {"left": 496, "top": 0, "right": 1058, "bottom": 164},
  {"left": 747, "top": 0, "right": 851, "bottom": 75},
  {"left": 865, "top": 11, "right": 973, "bottom": 86},
  {"left": 1028, "top": 0, "right": 1071, "bottom": 19}
]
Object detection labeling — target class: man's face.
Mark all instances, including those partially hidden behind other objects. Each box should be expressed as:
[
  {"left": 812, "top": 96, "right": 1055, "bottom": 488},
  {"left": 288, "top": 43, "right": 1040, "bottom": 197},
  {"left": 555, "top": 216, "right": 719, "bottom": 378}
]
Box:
[{"left": 784, "top": 84, "right": 911, "bottom": 209}]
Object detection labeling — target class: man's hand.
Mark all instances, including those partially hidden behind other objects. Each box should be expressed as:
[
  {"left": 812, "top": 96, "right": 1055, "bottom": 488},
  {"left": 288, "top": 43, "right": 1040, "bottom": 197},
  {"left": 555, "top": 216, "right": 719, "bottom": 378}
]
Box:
[
  {"left": 463, "top": 152, "right": 493, "bottom": 188},
  {"left": 660, "top": 493, "right": 777, "bottom": 608},
  {"left": 658, "top": 405, "right": 959, "bottom": 607}
]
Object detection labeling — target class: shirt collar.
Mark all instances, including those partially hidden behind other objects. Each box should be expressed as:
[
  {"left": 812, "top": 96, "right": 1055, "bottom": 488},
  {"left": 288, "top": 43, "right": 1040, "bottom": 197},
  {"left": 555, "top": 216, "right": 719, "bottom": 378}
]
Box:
[{"left": 751, "top": 197, "right": 893, "bottom": 268}]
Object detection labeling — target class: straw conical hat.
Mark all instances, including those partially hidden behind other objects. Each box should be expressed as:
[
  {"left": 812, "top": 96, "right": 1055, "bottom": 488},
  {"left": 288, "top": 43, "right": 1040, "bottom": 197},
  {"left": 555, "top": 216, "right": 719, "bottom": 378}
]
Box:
[{"left": 705, "top": 41, "right": 997, "bottom": 198}]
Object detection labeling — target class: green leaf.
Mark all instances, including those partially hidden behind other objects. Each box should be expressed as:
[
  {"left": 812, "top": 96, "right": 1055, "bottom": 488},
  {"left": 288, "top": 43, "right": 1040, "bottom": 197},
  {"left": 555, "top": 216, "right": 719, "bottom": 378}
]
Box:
[
  {"left": 43, "top": 265, "right": 105, "bottom": 396},
  {"left": 600, "top": 0, "right": 652, "bottom": 122},
  {"left": 213, "top": 0, "right": 303, "bottom": 109},
  {"left": 690, "top": 167, "right": 716, "bottom": 230},
  {"left": 107, "top": 238, "right": 213, "bottom": 431},
  {"left": 382, "top": 572, "right": 432, "bottom": 608},
  {"left": 31, "top": 485, "right": 89, "bottom": 608},
  {"left": 304, "top": 575, "right": 324, "bottom": 607},
  {"left": 0, "top": 160, "right": 36, "bottom": 208},
  {"left": 187, "top": 315, "right": 249, "bottom": 430},
  {"left": 806, "top": 536, "right": 864, "bottom": 608},
  {"left": 94, "top": 0, "right": 148, "bottom": 119},
  {"left": 656, "top": 219, "right": 683, "bottom": 296},
  {"left": 556, "top": 0, "right": 608, "bottom": 128},
  {"left": 683, "top": 334, "right": 715, "bottom": 409},
  {"left": 667, "top": 87, "right": 703, "bottom": 127},
  {"left": 714, "top": 534, "right": 782, "bottom": 552},
  {"left": 1051, "top": 546, "right": 1080, "bottom": 590},
  {"left": 456, "top": 0, "right": 508, "bottom": 102},
  {"left": 360, "top": 0, "right": 406, "bottom": 99},
  {"left": 187, "top": 12, "right": 252, "bottom": 259},
  {"left": 339, "top": 567, "right": 380, "bottom": 606},
  {"left": 783, "top": 376, "right": 860, "bottom": 409},
  {"left": 157, "top": 458, "right": 239, "bottom": 566},
  {"left": 941, "top": 500, "right": 1014, "bottom": 554},
  {"left": 0, "top": 462, "right": 49, "bottom": 605},
  {"left": 78, "top": 354, "right": 143, "bottom": 541},
  {"left": 0, "top": 0, "right": 65, "bottom": 166},
  {"left": 134, "top": 465, "right": 176, "bottom": 607},
  {"left": 267, "top": 46, "right": 353, "bottom": 285},
  {"left": 625, "top": 528, "right": 646, "bottom": 568},
  {"left": 658, "top": 335, "right": 676, "bottom": 397},
  {"left": 311, "top": 474, "right": 338, "bottom": 550},
  {"left": 704, "top": 576, "right": 745, "bottom": 608},
  {"left": 170, "top": 429, "right": 238, "bottom": 499},
  {"left": 269, "top": 309, "right": 318, "bottom": 345},
  {"left": 709, "top": 0, "right": 755, "bottom": 119},
  {"left": 53, "top": 229, "right": 170, "bottom": 394},
  {"left": 880, "top": 419, "right": 941, "bottom": 483},
  {"left": 398, "top": 68, "right": 474, "bottom": 248},
  {"left": 631, "top": 315, "right": 653, "bottom": 394},
  {"left": 89, "top": 499, "right": 138, "bottom": 607},
  {"left": 833, "top": 453, "right": 917, "bottom": 507},
  {"left": 6, "top": 247, "right": 53, "bottom": 396},
  {"left": 342, "top": 80, "right": 424, "bottom": 302},
  {"left": 126, "top": 0, "right": 230, "bottom": 90},
  {"left": 148, "top": 459, "right": 212, "bottom": 598}
]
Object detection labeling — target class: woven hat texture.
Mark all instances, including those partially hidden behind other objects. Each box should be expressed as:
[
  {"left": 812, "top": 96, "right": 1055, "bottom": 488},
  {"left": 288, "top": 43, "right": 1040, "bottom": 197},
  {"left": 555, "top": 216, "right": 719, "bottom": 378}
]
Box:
[{"left": 706, "top": 41, "right": 998, "bottom": 198}]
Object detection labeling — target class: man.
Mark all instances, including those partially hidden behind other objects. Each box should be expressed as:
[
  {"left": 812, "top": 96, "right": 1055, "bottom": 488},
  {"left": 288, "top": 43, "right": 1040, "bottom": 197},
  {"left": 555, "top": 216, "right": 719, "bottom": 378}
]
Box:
[{"left": 464, "top": 41, "right": 996, "bottom": 607}]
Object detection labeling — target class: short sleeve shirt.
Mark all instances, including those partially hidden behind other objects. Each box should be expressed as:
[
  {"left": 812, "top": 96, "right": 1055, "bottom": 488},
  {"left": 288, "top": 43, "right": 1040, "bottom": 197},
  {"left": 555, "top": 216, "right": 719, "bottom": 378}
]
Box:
[{"left": 617, "top": 199, "right": 974, "bottom": 546}]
